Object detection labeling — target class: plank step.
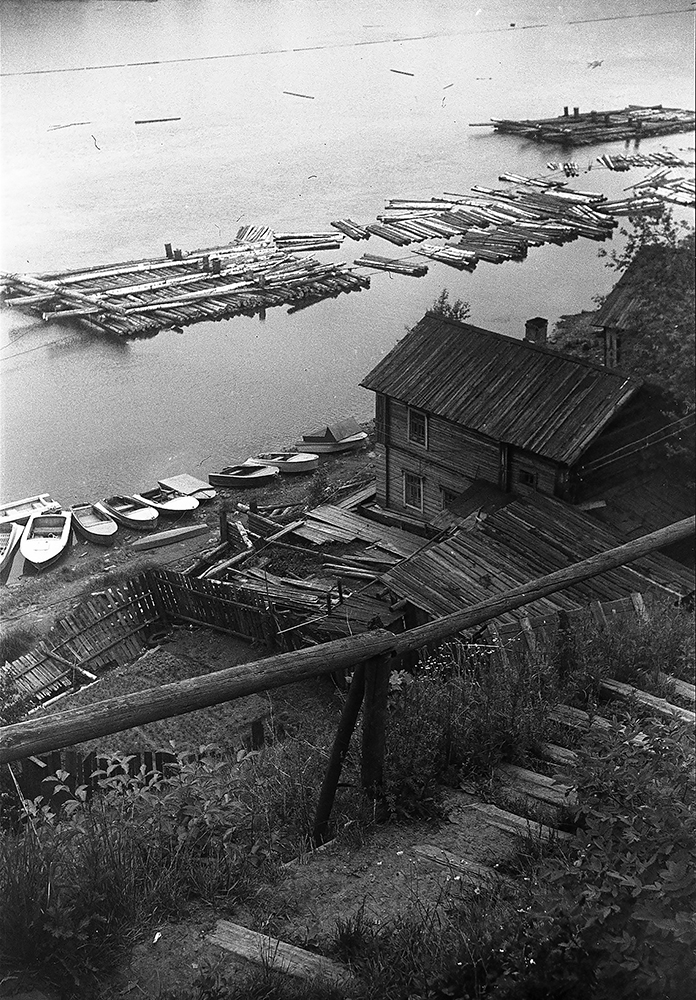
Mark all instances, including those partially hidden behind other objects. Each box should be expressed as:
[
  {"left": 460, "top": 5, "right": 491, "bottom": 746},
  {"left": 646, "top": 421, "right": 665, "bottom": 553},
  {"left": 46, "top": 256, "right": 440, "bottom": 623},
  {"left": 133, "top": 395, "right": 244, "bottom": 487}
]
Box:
[
  {"left": 657, "top": 673, "right": 696, "bottom": 704},
  {"left": 536, "top": 742, "right": 579, "bottom": 768},
  {"left": 496, "top": 763, "right": 577, "bottom": 808},
  {"left": 411, "top": 844, "right": 507, "bottom": 883},
  {"left": 466, "top": 800, "right": 572, "bottom": 842},
  {"left": 207, "top": 920, "right": 353, "bottom": 985},
  {"left": 601, "top": 678, "right": 695, "bottom": 724},
  {"left": 549, "top": 703, "right": 612, "bottom": 732}
]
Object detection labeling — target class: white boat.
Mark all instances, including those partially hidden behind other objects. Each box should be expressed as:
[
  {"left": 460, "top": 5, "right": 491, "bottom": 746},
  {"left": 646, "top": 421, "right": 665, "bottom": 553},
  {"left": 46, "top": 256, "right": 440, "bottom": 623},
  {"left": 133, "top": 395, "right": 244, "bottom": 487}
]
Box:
[
  {"left": 245, "top": 452, "right": 320, "bottom": 474},
  {"left": 96, "top": 495, "right": 159, "bottom": 530},
  {"left": 0, "top": 522, "right": 23, "bottom": 574},
  {"left": 71, "top": 503, "right": 119, "bottom": 546},
  {"left": 20, "top": 511, "right": 73, "bottom": 571},
  {"left": 0, "top": 493, "right": 61, "bottom": 528},
  {"left": 132, "top": 487, "right": 200, "bottom": 516},
  {"left": 208, "top": 464, "right": 280, "bottom": 488},
  {"left": 295, "top": 417, "right": 368, "bottom": 454}
]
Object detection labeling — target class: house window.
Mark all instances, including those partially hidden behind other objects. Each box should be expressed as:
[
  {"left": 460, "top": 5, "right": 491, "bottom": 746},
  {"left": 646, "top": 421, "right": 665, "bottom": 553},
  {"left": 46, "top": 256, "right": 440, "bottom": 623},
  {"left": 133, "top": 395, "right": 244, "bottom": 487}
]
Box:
[
  {"left": 403, "top": 472, "right": 424, "bottom": 511},
  {"left": 408, "top": 408, "right": 428, "bottom": 448},
  {"left": 518, "top": 468, "right": 538, "bottom": 488}
]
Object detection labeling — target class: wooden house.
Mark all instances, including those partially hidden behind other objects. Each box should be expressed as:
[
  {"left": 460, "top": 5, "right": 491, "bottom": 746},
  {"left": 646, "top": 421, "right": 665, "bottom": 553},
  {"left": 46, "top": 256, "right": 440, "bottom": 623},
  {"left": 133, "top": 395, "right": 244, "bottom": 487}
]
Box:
[{"left": 360, "top": 312, "right": 684, "bottom": 519}]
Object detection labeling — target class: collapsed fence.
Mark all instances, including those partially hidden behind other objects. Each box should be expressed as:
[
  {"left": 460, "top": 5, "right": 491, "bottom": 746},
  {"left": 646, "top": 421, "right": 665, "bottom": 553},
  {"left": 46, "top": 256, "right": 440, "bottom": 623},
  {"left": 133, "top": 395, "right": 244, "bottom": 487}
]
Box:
[{"left": 1, "top": 516, "right": 693, "bottom": 842}]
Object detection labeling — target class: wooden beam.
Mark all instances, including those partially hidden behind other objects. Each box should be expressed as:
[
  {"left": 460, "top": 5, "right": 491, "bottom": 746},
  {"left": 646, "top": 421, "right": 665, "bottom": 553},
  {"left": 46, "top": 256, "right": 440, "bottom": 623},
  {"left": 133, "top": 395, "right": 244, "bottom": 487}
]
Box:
[
  {"left": 0, "top": 516, "right": 692, "bottom": 763},
  {"left": 207, "top": 920, "right": 352, "bottom": 985}
]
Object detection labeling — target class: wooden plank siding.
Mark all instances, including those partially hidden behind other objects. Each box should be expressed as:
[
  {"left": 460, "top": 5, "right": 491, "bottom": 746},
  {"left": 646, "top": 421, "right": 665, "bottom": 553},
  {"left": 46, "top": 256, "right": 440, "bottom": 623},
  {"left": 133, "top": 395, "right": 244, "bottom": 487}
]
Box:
[
  {"left": 382, "top": 401, "right": 501, "bottom": 518},
  {"left": 508, "top": 447, "right": 561, "bottom": 497}
]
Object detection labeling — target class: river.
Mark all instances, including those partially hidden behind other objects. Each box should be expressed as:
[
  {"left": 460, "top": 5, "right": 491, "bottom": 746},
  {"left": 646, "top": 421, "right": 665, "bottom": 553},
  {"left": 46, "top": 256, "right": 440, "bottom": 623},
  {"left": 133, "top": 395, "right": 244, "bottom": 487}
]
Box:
[{"left": 0, "top": 0, "right": 693, "bottom": 504}]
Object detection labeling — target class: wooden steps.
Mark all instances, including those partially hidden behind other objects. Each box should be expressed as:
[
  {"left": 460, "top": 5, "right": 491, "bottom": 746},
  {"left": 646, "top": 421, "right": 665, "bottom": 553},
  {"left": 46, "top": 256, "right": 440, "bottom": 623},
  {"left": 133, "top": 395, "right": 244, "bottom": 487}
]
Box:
[
  {"left": 463, "top": 800, "right": 572, "bottom": 843},
  {"left": 207, "top": 920, "right": 353, "bottom": 985},
  {"left": 411, "top": 844, "right": 509, "bottom": 885},
  {"left": 600, "top": 678, "right": 696, "bottom": 724},
  {"left": 496, "top": 763, "right": 578, "bottom": 809}
]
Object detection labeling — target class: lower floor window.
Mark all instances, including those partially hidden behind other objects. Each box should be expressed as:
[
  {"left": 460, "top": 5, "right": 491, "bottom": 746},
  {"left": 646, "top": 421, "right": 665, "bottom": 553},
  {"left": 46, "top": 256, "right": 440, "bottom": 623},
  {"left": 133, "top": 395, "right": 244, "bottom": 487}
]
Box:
[
  {"left": 518, "top": 468, "right": 538, "bottom": 488},
  {"left": 404, "top": 472, "right": 424, "bottom": 510}
]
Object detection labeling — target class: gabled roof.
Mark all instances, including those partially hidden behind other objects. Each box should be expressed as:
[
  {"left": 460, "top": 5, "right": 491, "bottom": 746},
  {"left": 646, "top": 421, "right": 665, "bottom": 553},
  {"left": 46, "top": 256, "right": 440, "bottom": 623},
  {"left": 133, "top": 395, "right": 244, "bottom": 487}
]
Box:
[{"left": 361, "top": 312, "right": 641, "bottom": 465}]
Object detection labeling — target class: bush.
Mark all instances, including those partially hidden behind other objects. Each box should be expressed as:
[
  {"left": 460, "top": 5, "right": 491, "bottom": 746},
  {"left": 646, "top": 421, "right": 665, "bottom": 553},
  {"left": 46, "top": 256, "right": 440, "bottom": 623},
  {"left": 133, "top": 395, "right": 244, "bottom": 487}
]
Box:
[
  {"left": 382, "top": 640, "right": 557, "bottom": 816},
  {"left": 0, "top": 752, "right": 261, "bottom": 994}
]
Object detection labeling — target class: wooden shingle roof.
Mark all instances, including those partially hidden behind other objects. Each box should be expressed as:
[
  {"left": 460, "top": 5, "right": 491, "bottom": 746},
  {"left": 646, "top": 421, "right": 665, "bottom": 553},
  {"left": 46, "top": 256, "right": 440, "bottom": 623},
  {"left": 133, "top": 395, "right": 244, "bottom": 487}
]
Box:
[
  {"left": 361, "top": 312, "right": 641, "bottom": 465},
  {"left": 381, "top": 489, "right": 694, "bottom": 623}
]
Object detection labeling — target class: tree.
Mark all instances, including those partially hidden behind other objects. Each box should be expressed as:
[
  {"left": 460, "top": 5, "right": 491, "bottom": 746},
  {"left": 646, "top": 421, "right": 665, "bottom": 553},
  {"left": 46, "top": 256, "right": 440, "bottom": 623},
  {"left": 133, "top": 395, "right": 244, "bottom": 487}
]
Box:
[
  {"left": 431, "top": 288, "right": 470, "bottom": 323},
  {"left": 552, "top": 210, "right": 695, "bottom": 412}
]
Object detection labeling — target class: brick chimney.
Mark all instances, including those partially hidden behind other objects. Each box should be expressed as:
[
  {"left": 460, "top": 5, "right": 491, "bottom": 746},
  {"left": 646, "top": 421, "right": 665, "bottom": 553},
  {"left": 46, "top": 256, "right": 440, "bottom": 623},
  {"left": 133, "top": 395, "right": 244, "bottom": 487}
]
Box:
[{"left": 525, "top": 317, "right": 548, "bottom": 346}]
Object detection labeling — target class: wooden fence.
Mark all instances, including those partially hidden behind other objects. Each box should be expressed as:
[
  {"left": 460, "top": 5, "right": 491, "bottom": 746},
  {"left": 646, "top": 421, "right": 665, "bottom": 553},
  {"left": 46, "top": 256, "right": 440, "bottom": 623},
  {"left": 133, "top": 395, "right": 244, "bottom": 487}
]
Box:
[
  {"left": 1, "top": 569, "right": 290, "bottom": 717},
  {"left": 1, "top": 573, "right": 161, "bottom": 715},
  {"left": 150, "top": 568, "right": 283, "bottom": 648}
]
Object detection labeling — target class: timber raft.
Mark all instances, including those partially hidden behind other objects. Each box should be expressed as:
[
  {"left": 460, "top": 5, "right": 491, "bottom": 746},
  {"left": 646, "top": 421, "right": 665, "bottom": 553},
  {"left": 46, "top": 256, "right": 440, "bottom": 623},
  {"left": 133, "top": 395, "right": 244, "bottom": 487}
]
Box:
[
  {"left": 472, "top": 104, "right": 695, "bottom": 146},
  {"left": 0, "top": 229, "right": 369, "bottom": 339}
]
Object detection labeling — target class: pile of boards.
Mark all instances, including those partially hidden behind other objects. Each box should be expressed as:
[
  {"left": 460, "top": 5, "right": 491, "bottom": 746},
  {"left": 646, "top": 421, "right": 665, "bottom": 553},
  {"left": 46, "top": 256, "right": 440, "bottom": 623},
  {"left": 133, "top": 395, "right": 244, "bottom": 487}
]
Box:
[{"left": 0, "top": 235, "right": 369, "bottom": 338}]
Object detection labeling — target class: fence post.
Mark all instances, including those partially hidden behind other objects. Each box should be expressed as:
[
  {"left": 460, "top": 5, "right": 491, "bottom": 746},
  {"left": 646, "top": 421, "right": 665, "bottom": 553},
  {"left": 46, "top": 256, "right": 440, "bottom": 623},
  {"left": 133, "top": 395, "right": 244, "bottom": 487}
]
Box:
[
  {"left": 145, "top": 570, "right": 169, "bottom": 625},
  {"left": 219, "top": 510, "right": 229, "bottom": 544},
  {"left": 312, "top": 661, "right": 367, "bottom": 846},
  {"left": 361, "top": 654, "right": 393, "bottom": 801}
]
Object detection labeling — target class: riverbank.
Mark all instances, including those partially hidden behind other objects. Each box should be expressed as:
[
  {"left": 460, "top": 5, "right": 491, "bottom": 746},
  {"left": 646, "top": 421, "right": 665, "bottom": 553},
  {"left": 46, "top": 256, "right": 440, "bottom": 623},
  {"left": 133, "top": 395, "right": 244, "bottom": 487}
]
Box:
[{"left": 0, "top": 424, "right": 377, "bottom": 661}]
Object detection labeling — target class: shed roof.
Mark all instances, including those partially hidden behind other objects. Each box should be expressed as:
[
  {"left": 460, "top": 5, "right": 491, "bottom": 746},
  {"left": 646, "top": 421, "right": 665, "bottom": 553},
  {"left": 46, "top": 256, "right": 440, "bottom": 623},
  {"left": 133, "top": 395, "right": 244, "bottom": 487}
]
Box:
[
  {"left": 381, "top": 488, "right": 694, "bottom": 623},
  {"left": 591, "top": 246, "right": 680, "bottom": 332},
  {"left": 301, "top": 416, "right": 363, "bottom": 442},
  {"left": 360, "top": 313, "right": 641, "bottom": 465}
]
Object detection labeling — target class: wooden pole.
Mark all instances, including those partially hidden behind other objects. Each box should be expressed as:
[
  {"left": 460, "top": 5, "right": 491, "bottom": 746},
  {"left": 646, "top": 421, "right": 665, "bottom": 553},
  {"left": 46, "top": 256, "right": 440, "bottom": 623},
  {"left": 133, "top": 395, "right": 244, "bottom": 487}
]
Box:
[
  {"left": 312, "top": 662, "right": 367, "bottom": 846},
  {"left": 360, "top": 654, "right": 393, "bottom": 801},
  {"left": 0, "top": 517, "right": 692, "bottom": 763}
]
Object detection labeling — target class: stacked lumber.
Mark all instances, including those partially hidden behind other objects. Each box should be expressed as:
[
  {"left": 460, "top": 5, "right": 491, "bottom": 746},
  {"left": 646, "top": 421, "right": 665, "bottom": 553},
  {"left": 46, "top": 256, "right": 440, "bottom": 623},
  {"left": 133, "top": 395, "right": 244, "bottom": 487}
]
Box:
[
  {"left": 330, "top": 219, "right": 370, "bottom": 240},
  {"left": 354, "top": 253, "right": 428, "bottom": 277},
  {"left": 1, "top": 237, "right": 369, "bottom": 338},
  {"left": 273, "top": 232, "right": 343, "bottom": 252},
  {"left": 596, "top": 196, "right": 664, "bottom": 217},
  {"left": 474, "top": 104, "right": 696, "bottom": 145}
]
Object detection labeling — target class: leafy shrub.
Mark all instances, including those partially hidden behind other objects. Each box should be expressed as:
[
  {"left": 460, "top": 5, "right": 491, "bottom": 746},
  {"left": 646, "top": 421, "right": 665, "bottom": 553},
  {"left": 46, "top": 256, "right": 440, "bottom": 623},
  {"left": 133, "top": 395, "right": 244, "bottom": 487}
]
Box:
[
  {"left": 382, "top": 640, "right": 556, "bottom": 816},
  {"left": 0, "top": 752, "right": 261, "bottom": 994}
]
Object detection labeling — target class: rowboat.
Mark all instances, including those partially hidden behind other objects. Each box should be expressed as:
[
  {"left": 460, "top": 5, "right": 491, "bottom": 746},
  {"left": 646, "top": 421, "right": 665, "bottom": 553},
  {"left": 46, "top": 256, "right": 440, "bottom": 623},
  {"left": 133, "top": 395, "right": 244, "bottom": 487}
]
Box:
[
  {"left": 245, "top": 452, "right": 320, "bottom": 474},
  {"left": 0, "top": 522, "right": 23, "bottom": 574},
  {"left": 71, "top": 503, "right": 119, "bottom": 546},
  {"left": 208, "top": 464, "right": 280, "bottom": 488},
  {"left": 295, "top": 417, "right": 368, "bottom": 454},
  {"left": 96, "top": 495, "right": 159, "bottom": 530},
  {"left": 294, "top": 431, "right": 368, "bottom": 454},
  {"left": 0, "top": 493, "right": 61, "bottom": 528},
  {"left": 20, "top": 511, "right": 73, "bottom": 571},
  {"left": 133, "top": 487, "right": 200, "bottom": 516}
]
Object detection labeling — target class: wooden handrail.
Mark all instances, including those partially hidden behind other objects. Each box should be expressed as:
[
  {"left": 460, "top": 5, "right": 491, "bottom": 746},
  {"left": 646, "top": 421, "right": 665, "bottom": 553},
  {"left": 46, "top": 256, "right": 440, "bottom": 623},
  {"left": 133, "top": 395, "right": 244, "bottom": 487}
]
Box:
[{"left": 0, "top": 516, "right": 693, "bottom": 764}]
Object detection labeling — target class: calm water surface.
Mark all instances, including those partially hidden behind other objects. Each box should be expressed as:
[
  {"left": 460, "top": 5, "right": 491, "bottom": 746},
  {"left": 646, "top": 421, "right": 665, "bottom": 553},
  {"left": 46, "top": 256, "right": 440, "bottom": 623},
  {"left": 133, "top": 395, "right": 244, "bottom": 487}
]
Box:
[{"left": 1, "top": 0, "right": 693, "bottom": 503}]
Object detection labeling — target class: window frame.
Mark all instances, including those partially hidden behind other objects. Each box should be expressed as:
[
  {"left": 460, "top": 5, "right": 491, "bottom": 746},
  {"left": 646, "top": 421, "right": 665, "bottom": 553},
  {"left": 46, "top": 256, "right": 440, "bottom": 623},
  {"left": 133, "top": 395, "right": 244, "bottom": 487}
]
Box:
[
  {"left": 403, "top": 471, "right": 424, "bottom": 511},
  {"left": 407, "top": 407, "right": 428, "bottom": 449},
  {"left": 518, "top": 468, "right": 538, "bottom": 488}
]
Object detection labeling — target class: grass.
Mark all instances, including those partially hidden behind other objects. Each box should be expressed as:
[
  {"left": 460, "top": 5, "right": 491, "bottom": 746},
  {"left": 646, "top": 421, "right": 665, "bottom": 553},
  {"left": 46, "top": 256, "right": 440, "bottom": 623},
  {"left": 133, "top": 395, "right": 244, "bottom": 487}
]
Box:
[
  {"left": 1, "top": 599, "right": 693, "bottom": 997},
  {"left": 0, "top": 622, "right": 40, "bottom": 665}
]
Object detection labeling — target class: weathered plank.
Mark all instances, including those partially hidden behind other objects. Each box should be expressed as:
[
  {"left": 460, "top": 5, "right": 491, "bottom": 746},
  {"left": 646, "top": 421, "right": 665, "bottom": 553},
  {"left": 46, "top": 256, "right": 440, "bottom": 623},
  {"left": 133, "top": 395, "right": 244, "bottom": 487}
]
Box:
[
  {"left": 207, "top": 920, "right": 353, "bottom": 984},
  {"left": 465, "top": 800, "right": 572, "bottom": 842},
  {"left": 601, "top": 678, "right": 695, "bottom": 723},
  {"left": 412, "top": 844, "right": 508, "bottom": 883}
]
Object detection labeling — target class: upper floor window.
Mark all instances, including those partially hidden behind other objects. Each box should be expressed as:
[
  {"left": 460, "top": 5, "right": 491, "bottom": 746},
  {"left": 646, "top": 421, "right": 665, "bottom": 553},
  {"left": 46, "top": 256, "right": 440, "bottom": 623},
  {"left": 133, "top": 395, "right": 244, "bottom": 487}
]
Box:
[
  {"left": 404, "top": 472, "right": 424, "bottom": 511},
  {"left": 408, "top": 408, "right": 428, "bottom": 448},
  {"left": 518, "top": 468, "right": 538, "bottom": 488}
]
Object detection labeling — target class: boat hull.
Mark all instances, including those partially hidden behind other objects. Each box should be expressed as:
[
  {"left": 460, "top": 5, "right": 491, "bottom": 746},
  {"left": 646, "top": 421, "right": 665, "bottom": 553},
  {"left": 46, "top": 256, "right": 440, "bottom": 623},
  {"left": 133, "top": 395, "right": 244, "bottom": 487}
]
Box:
[
  {"left": 0, "top": 522, "right": 23, "bottom": 574},
  {"left": 0, "top": 494, "right": 61, "bottom": 528},
  {"left": 208, "top": 465, "right": 280, "bottom": 488},
  {"left": 294, "top": 432, "right": 368, "bottom": 454},
  {"left": 20, "top": 512, "right": 72, "bottom": 570},
  {"left": 246, "top": 452, "right": 319, "bottom": 474},
  {"left": 133, "top": 491, "right": 200, "bottom": 515},
  {"left": 71, "top": 504, "right": 119, "bottom": 546},
  {"left": 96, "top": 496, "right": 159, "bottom": 530}
]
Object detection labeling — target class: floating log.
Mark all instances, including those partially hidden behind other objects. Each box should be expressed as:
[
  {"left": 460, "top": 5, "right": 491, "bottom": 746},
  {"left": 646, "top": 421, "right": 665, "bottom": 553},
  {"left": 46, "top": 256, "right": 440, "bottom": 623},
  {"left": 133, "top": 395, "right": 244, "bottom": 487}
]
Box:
[
  {"left": 354, "top": 254, "right": 428, "bottom": 277},
  {"left": 474, "top": 104, "right": 695, "bottom": 145}
]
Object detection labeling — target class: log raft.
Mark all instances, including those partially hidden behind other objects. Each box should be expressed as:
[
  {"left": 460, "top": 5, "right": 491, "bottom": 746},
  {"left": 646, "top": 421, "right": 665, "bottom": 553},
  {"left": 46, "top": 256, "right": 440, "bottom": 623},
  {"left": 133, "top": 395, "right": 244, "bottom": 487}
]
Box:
[
  {"left": 0, "top": 233, "right": 369, "bottom": 339},
  {"left": 472, "top": 104, "right": 695, "bottom": 146}
]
